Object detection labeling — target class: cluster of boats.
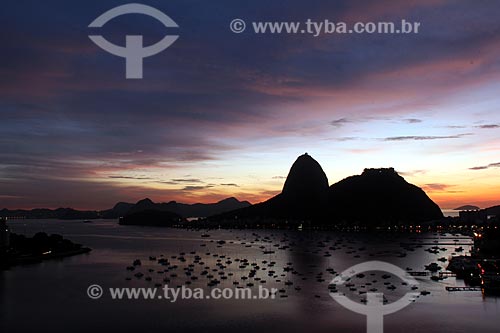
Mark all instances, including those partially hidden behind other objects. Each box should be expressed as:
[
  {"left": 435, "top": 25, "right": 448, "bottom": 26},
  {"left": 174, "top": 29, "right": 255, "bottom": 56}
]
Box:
[
  {"left": 478, "top": 261, "right": 500, "bottom": 295},
  {"left": 447, "top": 256, "right": 500, "bottom": 295}
]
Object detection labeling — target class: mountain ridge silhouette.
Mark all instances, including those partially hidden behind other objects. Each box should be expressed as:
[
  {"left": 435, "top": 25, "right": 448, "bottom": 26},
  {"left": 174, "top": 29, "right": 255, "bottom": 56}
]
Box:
[{"left": 210, "top": 154, "right": 444, "bottom": 225}]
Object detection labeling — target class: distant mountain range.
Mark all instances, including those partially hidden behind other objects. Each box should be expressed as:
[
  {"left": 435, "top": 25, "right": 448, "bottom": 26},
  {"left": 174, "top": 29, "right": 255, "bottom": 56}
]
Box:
[
  {"left": 209, "top": 153, "right": 445, "bottom": 226},
  {"left": 0, "top": 197, "right": 251, "bottom": 220},
  {"left": 104, "top": 197, "right": 251, "bottom": 219},
  {"left": 0, "top": 208, "right": 100, "bottom": 220},
  {"left": 3, "top": 153, "right": 498, "bottom": 228}
]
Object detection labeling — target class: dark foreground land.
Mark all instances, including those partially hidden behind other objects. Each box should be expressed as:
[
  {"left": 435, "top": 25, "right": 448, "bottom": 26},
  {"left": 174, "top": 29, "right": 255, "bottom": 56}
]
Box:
[{"left": 1, "top": 232, "right": 91, "bottom": 269}]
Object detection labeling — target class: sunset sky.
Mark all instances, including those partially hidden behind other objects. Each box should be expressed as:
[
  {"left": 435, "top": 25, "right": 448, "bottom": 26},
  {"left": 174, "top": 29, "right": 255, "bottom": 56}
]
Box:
[{"left": 1, "top": 0, "right": 500, "bottom": 210}]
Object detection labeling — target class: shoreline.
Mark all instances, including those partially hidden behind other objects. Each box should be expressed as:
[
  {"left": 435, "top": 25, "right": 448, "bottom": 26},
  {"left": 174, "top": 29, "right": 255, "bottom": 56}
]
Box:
[{"left": 1, "top": 247, "right": 92, "bottom": 270}]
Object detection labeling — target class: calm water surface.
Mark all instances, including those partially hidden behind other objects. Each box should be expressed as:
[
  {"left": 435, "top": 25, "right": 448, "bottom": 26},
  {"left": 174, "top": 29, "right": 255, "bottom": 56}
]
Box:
[{"left": 1, "top": 219, "right": 499, "bottom": 333}]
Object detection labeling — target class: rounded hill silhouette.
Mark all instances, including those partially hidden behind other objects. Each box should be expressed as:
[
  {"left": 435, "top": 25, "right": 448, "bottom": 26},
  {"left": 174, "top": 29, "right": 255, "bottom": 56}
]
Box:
[
  {"left": 328, "top": 168, "right": 443, "bottom": 224},
  {"left": 282, "top": 153, "right": 329, "bottom": 198},
  {"left": 214, "top": 153, "right": 329, "bottom": 221}
]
